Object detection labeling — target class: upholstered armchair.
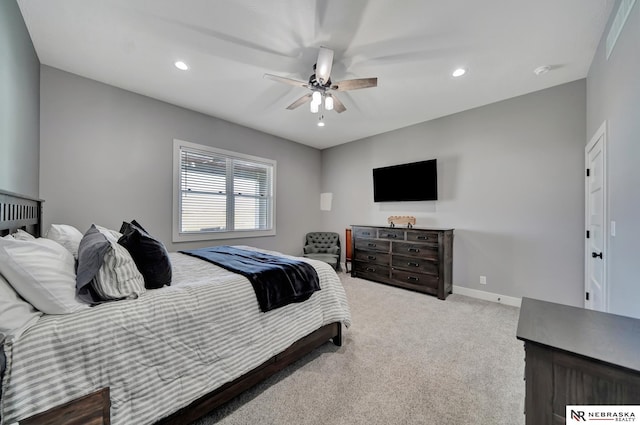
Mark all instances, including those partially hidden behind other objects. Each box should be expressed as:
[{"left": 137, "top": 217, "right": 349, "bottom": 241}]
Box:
[{"left": 303, "top": 232, "right": 341, "bottom": 270}]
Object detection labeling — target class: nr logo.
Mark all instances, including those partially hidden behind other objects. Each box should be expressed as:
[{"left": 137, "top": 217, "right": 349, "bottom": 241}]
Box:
[{"left": 571, "top": 410, "right": 586, "bottom": 421}]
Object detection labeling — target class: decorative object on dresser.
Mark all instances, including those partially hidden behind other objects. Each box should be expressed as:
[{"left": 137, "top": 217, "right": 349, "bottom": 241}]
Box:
[
  {"left": 517, "top": 297, "right": 640, "bottom": 425},
  {"left": 351, "top": 225, "right": 453, "bottom": 299},
  {"left": 387, "top": 215, "right": 416, "bottom": 228}
]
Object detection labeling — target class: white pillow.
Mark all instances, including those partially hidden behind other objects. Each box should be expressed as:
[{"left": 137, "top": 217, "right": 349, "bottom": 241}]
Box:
[
  {"left": 93, "top": 225, "right": 145, "bottom": 301},
  {"left": 0, "top": 238, "right": 90, "bottom": 314},
  {"left": 12, "top": 229, "right": 36, "bottom": 241},
  {"left": 0, "top": 273, "right": 42, "bottom": 341},
  {"left": 95, "top": 225, "right": 123, "bottom": 242},
  {"left": 45, "top": 224, "right": 84, "bottom": 258}
]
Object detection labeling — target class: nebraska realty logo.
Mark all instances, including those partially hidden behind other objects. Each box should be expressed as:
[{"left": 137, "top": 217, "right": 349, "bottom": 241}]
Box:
[{"left": 567, "top": 406, "right": 640, "bottom": 422}]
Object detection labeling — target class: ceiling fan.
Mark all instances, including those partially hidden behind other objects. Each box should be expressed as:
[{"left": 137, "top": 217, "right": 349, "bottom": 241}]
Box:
[{"left": 264, "top": 47, "right": 378, "bottom": 114}]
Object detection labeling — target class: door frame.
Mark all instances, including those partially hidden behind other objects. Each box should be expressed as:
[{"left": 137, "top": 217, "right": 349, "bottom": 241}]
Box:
[{"left": 584, "top": 121, "right": 608, "bottom": 311}]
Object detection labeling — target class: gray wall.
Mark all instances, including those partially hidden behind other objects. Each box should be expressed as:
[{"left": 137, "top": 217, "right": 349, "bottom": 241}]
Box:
[
  {"left": 321, "top": 80, "right": 587, "bottom": 306},
  {"left": 0, "top": 0, "right": 39, "bottom": 198},
  {"left": 587, "top": 0, "right": 640, "bottom": 318},
  {"left": 40, "top": 66, "right": 322, "bottom": 255}
]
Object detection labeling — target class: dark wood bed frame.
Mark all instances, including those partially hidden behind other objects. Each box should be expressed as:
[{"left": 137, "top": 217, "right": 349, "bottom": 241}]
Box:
[
  {"left": 0, "top": 189, "right": 43, "bottom": 237},
  {"left": 0, "top": 189, "right": 343, "bottom": 425},
  {"left": 158, "top": 322, "right": 341, "bottom": 425}
]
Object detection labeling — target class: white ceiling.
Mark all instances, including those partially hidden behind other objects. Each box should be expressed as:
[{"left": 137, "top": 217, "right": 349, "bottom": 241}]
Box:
[{"left": 18, "top": 0, "right": 614, "bottom": 150}]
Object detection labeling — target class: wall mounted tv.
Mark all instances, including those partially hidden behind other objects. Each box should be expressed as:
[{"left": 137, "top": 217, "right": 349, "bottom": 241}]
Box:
[{"left": 373, "top": 159, "right": 437, "bottom": 202}]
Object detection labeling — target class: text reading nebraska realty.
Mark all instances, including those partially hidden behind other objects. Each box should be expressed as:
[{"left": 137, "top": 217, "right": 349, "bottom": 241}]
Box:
[{"left": 567, "top": 406, "right": 640, "bottom": 422}]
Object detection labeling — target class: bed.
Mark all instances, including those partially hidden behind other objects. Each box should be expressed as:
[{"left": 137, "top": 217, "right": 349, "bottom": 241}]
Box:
[{"left": 0, "top": 190, "right": 351, "bottom": 425}]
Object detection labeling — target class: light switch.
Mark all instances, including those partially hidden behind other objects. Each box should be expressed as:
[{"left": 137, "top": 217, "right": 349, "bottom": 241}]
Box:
[{"left": 611, "top": 221, "right": 616, "bottom": 237}]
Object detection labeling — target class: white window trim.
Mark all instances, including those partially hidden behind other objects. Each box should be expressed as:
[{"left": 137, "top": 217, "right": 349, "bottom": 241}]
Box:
[{"left": 172, "top": 139, "right": 276, "bottom": 243}]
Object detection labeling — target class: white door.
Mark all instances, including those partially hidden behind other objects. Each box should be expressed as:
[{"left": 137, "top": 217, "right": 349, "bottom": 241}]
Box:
[{"left": 585, "top": 122, "right": 607, "bottom": 311}]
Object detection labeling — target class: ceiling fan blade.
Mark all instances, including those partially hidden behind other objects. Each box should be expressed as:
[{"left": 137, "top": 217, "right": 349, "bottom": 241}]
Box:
[
  {"left": 286, "top": 94, "right": 313, "bottom": 110},
  {"left": 315, "top": 46, "right": 334, "bottom": 85},
  {"left": 331, "top": 94, "right": 347, "bottom": 113},
  {"left": 331, "top": 77, "right": 378, "bottom": 91},
  {"left": 142, "top": 14, "right": 301, "bottom": 71},
  {"left": 264, "top": 74, "right": 309, "bottom": 88}
]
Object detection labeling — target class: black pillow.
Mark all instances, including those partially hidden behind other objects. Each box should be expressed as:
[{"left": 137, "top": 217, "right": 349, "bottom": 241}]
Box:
[
  {"left": 118, "top": 220, "right": 172, "bottom": 289},
  {"left": 76, "top": 224, "right": 110, "bottom": 303}
]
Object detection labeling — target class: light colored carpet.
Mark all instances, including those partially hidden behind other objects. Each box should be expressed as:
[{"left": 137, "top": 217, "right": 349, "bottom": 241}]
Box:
[{"left": 193, "top": 272, "right": 525, "bottom": 425}]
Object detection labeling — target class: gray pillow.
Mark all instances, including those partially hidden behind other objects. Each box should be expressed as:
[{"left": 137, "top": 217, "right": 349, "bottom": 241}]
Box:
[
  {"left": 76, "top": 225, "right": 110, "bottom": 303},
  {"left": 92, "top": 226, "right": 146, "bottom": 301}
]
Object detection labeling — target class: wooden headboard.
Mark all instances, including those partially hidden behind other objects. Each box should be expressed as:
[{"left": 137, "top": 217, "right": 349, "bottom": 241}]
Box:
[{"left": 0, "top": 189, "right": 43, "bottom": 237}]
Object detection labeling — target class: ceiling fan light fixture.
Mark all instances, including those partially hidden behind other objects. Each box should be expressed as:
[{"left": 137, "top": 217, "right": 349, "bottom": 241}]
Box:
[
  {"left": 174, "top": 61, "right": 189, "bottom": 71},
  {"left": 317, "top": 115, "right": 325, "bottom": 127},
  {"left": 325, "top": 95, "right": 334, "bottom": 111},
  {"left": 452, "top": 68, "right": 466, "bottom": 77},
  {"left": 311, "top": 91, "right": 322, "bottom": 105},
  {"left": 265, "top": 46, "right": 376, "bottom": 115}
]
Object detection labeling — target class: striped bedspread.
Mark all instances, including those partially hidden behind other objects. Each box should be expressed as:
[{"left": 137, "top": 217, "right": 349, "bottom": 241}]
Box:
[{"left": 0, "top": 247, "right": 351, "bottom": 425}]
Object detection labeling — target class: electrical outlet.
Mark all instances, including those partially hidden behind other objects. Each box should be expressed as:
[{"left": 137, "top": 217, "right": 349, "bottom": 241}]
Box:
[{"left": 480, "top": 276, "right": 487, "bottom": 285}]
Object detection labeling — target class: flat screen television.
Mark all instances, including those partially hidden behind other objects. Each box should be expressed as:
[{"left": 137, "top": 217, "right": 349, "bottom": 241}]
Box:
[{"left": 373, "top": 159, "right": 437, "bottom": 202}]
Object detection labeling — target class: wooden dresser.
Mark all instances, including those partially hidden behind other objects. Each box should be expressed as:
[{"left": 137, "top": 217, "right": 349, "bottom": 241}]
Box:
[
  {"left": 351, "top": 225, "right": 453, "bottom": 299},
  {"left": 517, "top": 298, "right": 640, "bottom": 425}
]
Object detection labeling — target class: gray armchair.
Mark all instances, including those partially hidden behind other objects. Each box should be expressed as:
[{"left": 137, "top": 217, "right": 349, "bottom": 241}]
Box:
[{"left": 303, "top": 232, "right": 341, "bottom": 270}]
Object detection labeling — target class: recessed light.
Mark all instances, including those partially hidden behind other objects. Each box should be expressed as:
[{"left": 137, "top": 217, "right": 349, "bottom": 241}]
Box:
[
  {"left": 174, "top": 61, "right": 189, "bottom": 71},
  {"left": 533, "top": 65, "right": 551, "bottom": 75},
  {"left": 452, "top": 68, "right": 466, "bottom": 77}
]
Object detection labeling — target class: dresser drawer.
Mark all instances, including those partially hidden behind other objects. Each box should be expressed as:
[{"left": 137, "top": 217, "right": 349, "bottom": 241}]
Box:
[
  {"left": 377, "top": 228, "right": 404, "bottom": 240},
  {"left": 353, "top": 227, "right": 376, "bottom": 239},
  {"left": 355, "top": 239, "right": 390, "bottom": 253},
  {"left": 406, "top": 231, "right": 439, "bottom": 244},
  {"left": 354, "top": 251, "right": 390, "bottom": 265},
  {"left": 392, "top": 242, "right": 439, "bottom": 260},
  {"left": 354, "top": 262, "right": 390, "bottom": 281},
  {"left": 391, "top": 269, "right": 439, "bottom": 289},
  {"left": 392, "top": 255, "right": 438, "bottom": 275}
]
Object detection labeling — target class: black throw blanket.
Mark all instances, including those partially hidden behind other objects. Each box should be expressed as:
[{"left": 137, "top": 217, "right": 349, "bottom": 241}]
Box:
[{"left": 179, "top": 246, "right": 320, "bottom": 312}]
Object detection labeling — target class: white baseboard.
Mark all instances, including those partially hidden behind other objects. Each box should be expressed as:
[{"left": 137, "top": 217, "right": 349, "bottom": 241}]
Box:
[{"left": 452, "top": 285, "right": 522, "bottom": 308}]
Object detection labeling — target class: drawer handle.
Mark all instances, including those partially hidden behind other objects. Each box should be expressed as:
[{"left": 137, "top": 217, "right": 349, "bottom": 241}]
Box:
[
  {"left": 407, "top": 276, "right": 419, "bottom": 282},
  {"left": 362, "top": 232, "right": 370, "bottom": 236},
  {"left": 408, "top": 248, "right": 420, "bottom": 253},
  {"left": 367, "top": 255, "right": 377, "bottom": 260},
  {"left": 417, "top": 236, "right": 427, "bottom": 240},
  {"left": 366, "top": 267, "right": 376, "bottom": 272},
  {"left": 407, "top": 262, "right": 420, "bottom": 267},
  {"left": 368, "top": 243, "right": 377, "bottom": 247}
]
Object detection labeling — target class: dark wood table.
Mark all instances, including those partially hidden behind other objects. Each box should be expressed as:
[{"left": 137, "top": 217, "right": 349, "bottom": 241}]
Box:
[{"left": 516, "top": 297, "right": 640, "bottom": 425}]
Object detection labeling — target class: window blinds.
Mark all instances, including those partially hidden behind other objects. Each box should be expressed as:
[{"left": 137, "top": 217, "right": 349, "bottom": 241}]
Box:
[{"left": 179, "top": 147, "right": 273, "bottom": 234}]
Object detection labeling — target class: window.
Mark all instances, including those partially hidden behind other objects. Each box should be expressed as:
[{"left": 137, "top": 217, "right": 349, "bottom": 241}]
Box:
[{"left": 173, "top": 139, "right": 276, "bottom": 242}]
